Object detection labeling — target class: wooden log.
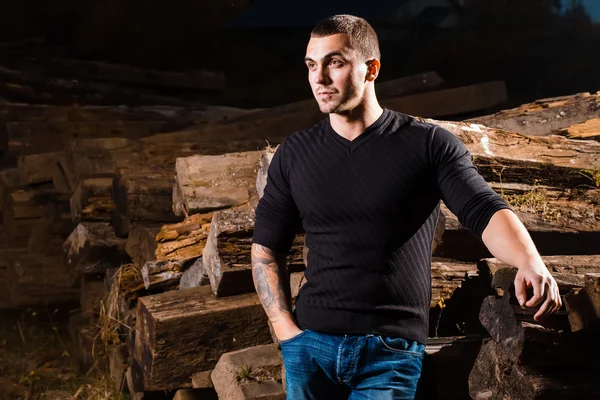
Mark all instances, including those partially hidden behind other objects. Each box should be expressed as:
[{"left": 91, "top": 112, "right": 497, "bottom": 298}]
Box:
[
  {"left": 51, "top": 154, "right": 75, "bottom": 194},
  {"left": 561, "top": 117, "right": 600, "bottom": 141},
  {"left": 8, "top": 253, "right": 80, "bottom": 307},
  {"left": 155, "top": 212, "right": 213, "bottom": 262},
  {"left": 179, "top": 258, "right": 209, "bottom": 289},
  {"left": 233, "top": 72, "right": 445, "bottom": 120},
  {"left": 478, "top": 256, "right": 600, "bottom": 285},
  {"left": 7, "top": 121, "right": 172, "bottom": 155},
  {"left": 384, "top": 81, "right": 507, "bottom": 118},
  {"left": 17, "top": 151, "right": 63, "bottom": 184},
  {"left": 434, "top": 183, "right": 600, "bottom": 261},
  {"left": 565, "top": 273, "right": 600, "bottom": 332},
  {"left": 29, "top": 57, "right": 226, "bottom": 91},
  {"left": 211, "top": 344, "right": 284, "bottom": 400},
  {"left": 175, "top": 151, "right": 263, "bottom": 216},
  {"left": 65, "top": 137, "right": 145, "bottom": 182},
  {"left": 141, "top": 260, "right": 187, "bottom": 292},
  {"left": 108, "top": 343, "right": 129, "bottom": 391},
  {"left": 126, "top": 223, "right": 161, "bottom": 265},
  {"left": 113, "top": 162, "right": 180, "bottom": 223},
  {"left": 0, "top": 64, "right": 208, "bottom": 107},
  {"left": 80, "top": 274, "right": 106, "bottom": 320},
  {"left": 63, "top": 222, "right": 130, "bottom": 282},
  {"left": 70, "top": 177, "right": 115, "bottom": 222},
  {"left": 68, "top": 312, "right": 99, "bottom": 373},
  {"left": 468, "top": 92, "right": 600, "bottom": 137},
  {"left": 134, "top": 285, "right": 272, "bottom": 391},
  {"left": 203, "top": 204, "right": 305, "bottom": 297},
  {"left": 255, "top": 150, "right": 274, "bottom": 199}
]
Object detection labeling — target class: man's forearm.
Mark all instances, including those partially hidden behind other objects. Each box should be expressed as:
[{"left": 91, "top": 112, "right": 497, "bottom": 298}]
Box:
[
  {"left": 251, "top": 243, "right": 295, "bottom": 325},
  {"left": 481, "top": 209, "right": 543, "bottom": 269}
]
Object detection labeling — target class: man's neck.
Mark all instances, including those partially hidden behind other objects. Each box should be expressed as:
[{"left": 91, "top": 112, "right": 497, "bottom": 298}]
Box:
[{"left": 329, "top": 101, "right": 384, "bottom": 141}]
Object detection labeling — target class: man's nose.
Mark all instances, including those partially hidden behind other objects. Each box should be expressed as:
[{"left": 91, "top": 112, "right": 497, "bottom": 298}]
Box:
[{"left": 313, "top": 66, "right": 330, "bottom": 84}]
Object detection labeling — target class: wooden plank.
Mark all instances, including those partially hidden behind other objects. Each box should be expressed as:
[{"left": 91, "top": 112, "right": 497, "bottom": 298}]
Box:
[{"left": 134, "top": 286, "right": 272, "bottom": 391}]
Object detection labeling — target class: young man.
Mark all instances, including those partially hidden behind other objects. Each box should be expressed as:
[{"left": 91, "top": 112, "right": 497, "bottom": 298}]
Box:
[{"left": 251, "top": 14, "right": 562, "bottom": 400}]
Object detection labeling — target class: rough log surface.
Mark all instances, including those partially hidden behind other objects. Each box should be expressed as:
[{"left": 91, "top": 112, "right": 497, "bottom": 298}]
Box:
[
  {"left": 63, "top": 222, "right": 130, "bottom": 280},
  {"left": 134, "top": 286, "right": 272, "bottom": 391},
  {"left": 203, "top": 204, "right": 305, "bottom": 297},
  {"left": 113, "top": 162, "right": 180, "bottom": 222},
  {"left": 175, "top": 151, "right": 262, "bottom": 215},
  {"left": 126, "top": 223, "right": 162, "bottom": 265},
  {"left": 467, "top": 92, "right": 600, "bottom": 136}
]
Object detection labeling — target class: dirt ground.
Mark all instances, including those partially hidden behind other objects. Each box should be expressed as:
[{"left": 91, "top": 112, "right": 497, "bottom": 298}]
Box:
[{"left": 0, "top": 307, "right": 128, "bottom": 400}]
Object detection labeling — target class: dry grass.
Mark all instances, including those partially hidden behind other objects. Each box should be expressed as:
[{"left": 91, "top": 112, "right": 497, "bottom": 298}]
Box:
[
  {"left": 500, "top": 184, "right": 562, "bottom": 222},
  {"left": 0, "top": 309, "right": 129, "bottom": 400}
]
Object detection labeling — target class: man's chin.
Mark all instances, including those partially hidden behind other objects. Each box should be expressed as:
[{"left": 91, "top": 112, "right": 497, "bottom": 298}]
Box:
[{"left": 318, "top": 102, "right": 339, "bottom": 114}]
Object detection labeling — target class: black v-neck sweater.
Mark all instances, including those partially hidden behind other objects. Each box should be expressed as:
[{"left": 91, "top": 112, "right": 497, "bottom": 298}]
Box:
[{"left": 252, "top": 109, "right": 510, "bottom": 344}]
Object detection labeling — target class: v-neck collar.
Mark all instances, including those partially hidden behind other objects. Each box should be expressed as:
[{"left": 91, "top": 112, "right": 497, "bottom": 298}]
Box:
[{"left": 326, "top": 109, "right": 392, "bottom": 153}]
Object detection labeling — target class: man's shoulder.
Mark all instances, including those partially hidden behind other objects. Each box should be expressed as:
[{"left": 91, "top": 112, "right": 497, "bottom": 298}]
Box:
[
  {"left": 285, "top": 117, "right": 329, "bottom": 145},
  {"left": 386, "top": 110, "right": 438, "bottom": 134}
]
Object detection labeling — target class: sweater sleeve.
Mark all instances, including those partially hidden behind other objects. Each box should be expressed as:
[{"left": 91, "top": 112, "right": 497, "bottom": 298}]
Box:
[
  {"left": 430, "top": 126, "right": 511, "bottom": 239},
  {"left": 252, "top": 138, "right": 302, "bottom": 253}
]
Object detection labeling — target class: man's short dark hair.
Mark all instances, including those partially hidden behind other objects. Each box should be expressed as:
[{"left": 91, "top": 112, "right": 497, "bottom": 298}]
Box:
[{"left": 311, "top": 14, "right": 380, "bottom": 61}]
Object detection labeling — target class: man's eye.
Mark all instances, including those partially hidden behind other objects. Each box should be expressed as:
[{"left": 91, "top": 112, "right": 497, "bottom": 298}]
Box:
[
  {"left": 307, "top": 63, "right": 316, "bottom": 69},
  {"left": 330, "top": 59, "right": 342, "bottom": 66}
]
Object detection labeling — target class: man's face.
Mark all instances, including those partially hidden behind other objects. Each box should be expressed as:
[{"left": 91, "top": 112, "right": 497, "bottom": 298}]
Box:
[{"left": 305, "top": 33, "right": 369, "bottom": 114}]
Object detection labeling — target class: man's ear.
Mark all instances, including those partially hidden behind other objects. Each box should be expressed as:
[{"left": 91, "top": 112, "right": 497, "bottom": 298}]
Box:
[{"left": 366, "top": 59, "right": 381, "bottom": 81}]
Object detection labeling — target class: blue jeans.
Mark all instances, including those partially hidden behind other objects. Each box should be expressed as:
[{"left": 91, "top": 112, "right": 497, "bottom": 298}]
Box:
[{"left": 280, "top": 329, "right": 425, "bottom": 400}]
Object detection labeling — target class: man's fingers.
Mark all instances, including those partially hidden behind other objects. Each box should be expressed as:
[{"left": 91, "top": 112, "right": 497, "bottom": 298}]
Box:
[
  {"left": 534, "top": 295, "right": 554, "bottom": 321},
  {"left": 525, "top": 278, "right": 545, "bottom": 308},
  {"left": 514, "top": 274, "right": 528, "bottom": 306}
]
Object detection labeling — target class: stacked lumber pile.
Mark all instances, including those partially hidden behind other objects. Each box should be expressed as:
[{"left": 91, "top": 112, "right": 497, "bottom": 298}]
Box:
[{"left": 2, "top": 56, "right": 599, "bottom": 398}]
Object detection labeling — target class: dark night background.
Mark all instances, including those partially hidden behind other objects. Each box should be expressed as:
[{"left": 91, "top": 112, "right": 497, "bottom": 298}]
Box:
[{"left": 0, "top": 0, "right": 599, "bottom": 109}]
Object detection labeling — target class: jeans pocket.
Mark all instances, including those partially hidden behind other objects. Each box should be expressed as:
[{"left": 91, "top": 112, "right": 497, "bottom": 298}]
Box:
[
  {"left": 377, "top": 336, "right": 424, "bottom": 357},
  {"left": 279, "top": 329, "right": 310, "bottom": 345}
]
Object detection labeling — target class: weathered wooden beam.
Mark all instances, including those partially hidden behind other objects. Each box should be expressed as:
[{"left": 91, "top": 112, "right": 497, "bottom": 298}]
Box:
[
  {"left": 113, "top": 162, "right": 180, "bottom": 223},
  {"left": 203, "top": 204, "right": 305, "bottom": 297},
  {"left": 468, "top": 92, "right": 600, "bottom": 136},
  {"left": 63, "top": 222, "right": 130, "bottom": 282},
  {"left": 70, "top": 177, "right": 115, "bottom": 222},
  {"left": 175, "top": 151, "right": 262, "bottom": 216},
  {"left": 134, "top": 286, "right": 272, "bottom": 391}
]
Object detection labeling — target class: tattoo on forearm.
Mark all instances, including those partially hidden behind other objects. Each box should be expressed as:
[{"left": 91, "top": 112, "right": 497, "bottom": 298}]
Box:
[{"left": 251, "top": 244, "right": 293, "bottom": 322}]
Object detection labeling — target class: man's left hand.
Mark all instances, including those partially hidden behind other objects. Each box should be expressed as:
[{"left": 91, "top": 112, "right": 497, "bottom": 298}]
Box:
[{"left": 514, "top": 263, "right": 562, "bottom": 321}]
